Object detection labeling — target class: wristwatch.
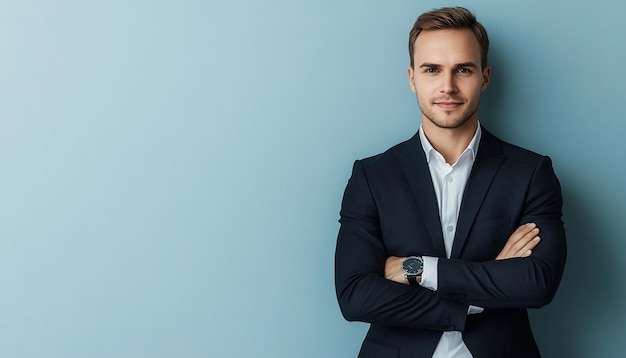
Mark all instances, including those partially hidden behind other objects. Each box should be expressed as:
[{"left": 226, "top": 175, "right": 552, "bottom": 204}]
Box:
[{"left": 401, "top": 256, "right": 423, "bottom": 285}]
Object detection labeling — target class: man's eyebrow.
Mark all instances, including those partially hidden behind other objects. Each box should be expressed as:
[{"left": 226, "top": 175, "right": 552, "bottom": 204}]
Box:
[
  {"left": 456, "top": 62, "right": 479, "bottom": 68},
  {"left": 418, "top": 63, "right": 440, "bottom": 68},
  {"left": 418, "top": 62, "right": 480, "bottom": 68}
]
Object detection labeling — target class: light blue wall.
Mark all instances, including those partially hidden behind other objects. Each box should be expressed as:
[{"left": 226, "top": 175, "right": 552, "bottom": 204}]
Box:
[{"left": 0, "top": 1, "right": 624, "bottom": 357}]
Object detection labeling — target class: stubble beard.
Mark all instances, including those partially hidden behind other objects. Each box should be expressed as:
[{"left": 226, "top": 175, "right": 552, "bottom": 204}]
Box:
[{"left": 417, "top": 96, "right": 480, "bottom": 129}]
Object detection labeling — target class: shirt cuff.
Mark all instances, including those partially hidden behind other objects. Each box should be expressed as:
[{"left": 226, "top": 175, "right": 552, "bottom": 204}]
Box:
[
  {"left": 419, "top": 256, "right": 438, "bottom": 291},
  {"left": 468, "top": 305, "right": 484, "bottom": 314}
]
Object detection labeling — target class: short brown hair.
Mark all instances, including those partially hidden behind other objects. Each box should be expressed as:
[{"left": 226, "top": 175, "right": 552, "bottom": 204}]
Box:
[{"left": 408, "top": 7, "right": 489, "bottom": 69}]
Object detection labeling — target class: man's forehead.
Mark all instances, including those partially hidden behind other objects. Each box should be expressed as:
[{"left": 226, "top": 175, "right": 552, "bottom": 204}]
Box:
[{"left": 413, "top": 29, "right": 482, "bottom": 63}]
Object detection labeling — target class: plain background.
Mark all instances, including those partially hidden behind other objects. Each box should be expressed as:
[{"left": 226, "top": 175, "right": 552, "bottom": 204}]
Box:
[{"left": 1, "top": 0, "right": 625, "bottom": 357}]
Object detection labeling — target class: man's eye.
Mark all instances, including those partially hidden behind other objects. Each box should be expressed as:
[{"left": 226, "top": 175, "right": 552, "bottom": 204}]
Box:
[
  {"left": 458, "top": 68, "right": 471, "bottom": 74},
  {"left": 426, "top": 68, "right": 437, "bottom": 73}
]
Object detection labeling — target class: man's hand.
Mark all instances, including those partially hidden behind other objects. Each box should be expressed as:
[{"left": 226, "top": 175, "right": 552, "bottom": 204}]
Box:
[
  {"left": 385, "top": 256, "right": 410, "bottom": 284},
  {"left": 496, "top": 223, "right": 541, "bottom": 260}
]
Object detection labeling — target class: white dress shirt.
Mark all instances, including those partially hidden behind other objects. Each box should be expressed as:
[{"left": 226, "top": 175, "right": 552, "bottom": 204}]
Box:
[{"left": 418, "top": 124, "right": 482, "bottom": 358}]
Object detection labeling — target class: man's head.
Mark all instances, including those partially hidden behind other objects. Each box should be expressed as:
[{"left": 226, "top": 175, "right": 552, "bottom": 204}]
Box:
[
  {"left": 409, "top": 7, "right": 489, "bottom": 70},
  {"left": 407, "top": 7, "right": 491, "bottom": 131}
]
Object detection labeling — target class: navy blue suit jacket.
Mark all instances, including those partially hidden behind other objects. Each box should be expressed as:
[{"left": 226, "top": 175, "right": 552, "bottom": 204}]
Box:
[{"left": 335, "top": 127, "right": 566, "bottom": 358}]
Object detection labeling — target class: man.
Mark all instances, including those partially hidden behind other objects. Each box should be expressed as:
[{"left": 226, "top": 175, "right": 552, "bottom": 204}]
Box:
[{"left": 335, "top": 7, "right": 566, "bottom": 358}]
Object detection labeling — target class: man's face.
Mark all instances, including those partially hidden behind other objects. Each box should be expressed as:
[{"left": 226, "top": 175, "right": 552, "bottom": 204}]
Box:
[{"left": 408, "top": 28, "right": 490, "bottom": 130}]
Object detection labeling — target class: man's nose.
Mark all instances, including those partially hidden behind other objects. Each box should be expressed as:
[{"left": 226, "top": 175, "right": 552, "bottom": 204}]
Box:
[{"left": 440, "top": 72, "right": 458, "bottom": 93}]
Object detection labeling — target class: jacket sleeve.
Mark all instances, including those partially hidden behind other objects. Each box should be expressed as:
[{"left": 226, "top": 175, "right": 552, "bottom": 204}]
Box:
[
  {"left": 335, "top": 160, "right": 468, "bottom": 330},
  {"left": 437, "top": 156, "right": 567, "bottom": 309}
]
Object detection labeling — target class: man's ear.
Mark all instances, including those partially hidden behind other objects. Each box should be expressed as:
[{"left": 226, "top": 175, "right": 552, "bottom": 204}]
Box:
[
  {"left": 408, "top": 66, "right": 417, "bottom": 93},
  {"left": 481, "top": 65, "right": 491, "bottom": 91}
]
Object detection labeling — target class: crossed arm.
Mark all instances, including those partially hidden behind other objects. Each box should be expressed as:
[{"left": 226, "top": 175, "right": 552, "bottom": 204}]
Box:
[{"left": 384, "top": 223, "right": 542, "bottom": 285}]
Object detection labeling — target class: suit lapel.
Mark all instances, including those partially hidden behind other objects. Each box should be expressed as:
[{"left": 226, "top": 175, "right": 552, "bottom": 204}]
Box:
[
  {"left": 396, "top": 133, "right": 447, "bottom": 257},
  {"left": 450, "top": 129, "right": 506, "bottom": 259}
]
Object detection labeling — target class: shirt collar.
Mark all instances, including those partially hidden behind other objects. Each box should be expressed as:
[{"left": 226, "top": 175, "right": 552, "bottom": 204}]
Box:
[{"left": 419, "top": 122, "right": 482, "bottom": 165}]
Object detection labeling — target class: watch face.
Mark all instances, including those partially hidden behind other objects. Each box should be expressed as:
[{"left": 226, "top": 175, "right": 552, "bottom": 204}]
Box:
[{"left": 402, "top": 257, "right": 423, "bottom": 275}]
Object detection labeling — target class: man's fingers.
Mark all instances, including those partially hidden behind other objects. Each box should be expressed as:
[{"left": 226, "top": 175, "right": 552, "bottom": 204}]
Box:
[
  {"left": 507, "top": 223, "right": 539, "bottom": 245},
  {"left": 518, "top": 236, "right": 541, "bottom": 255},
  {"left": 496, "top": 223, "right": 541, "bottom": 260},
  {"left": 511, "top": 223, "right": 538, "bottom": 241},
  {"left": 504, "top": 224, "right": 534, "bottom": 249},
  {"left": 510, "top": 228, "right": 540, "bottom": 252}
]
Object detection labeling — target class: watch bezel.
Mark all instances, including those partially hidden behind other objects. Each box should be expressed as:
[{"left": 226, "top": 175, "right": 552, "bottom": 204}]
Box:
[{"left": 402, "top": 256, "right": 423, "bottom": 276}]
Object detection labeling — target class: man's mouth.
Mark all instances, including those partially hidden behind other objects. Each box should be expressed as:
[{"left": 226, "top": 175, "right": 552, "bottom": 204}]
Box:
[{"left": 434, "top": 101, "right": 463, "bottom": 110}]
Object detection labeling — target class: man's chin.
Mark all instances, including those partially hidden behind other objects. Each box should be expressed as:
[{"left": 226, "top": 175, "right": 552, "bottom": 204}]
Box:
[{"left": 425, "top": 116, "right": 473, "bottom": 130}]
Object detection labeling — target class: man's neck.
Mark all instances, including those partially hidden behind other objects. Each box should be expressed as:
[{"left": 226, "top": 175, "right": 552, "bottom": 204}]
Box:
[{"left": 421, "top": 119, "right": 479, "bottom": 165}]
